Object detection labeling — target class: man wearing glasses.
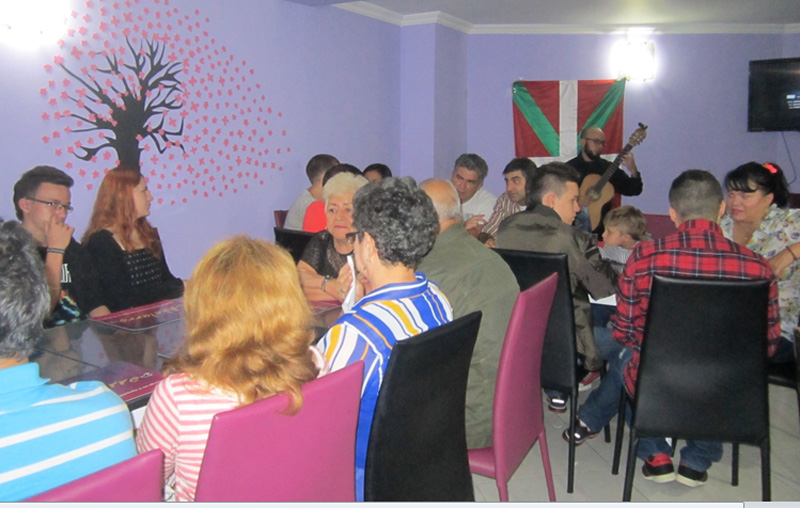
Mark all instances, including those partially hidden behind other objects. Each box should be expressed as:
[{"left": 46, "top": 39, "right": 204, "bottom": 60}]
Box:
[
  {"left": 13, "top": 166, "right": 109, "bottom": 326},
  {"left": 567, "top": 126, "right": 642, "bottom": 233}
]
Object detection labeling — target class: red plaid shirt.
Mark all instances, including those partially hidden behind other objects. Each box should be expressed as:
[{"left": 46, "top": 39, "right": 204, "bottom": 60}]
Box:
[{"left": 613, "top": 219, "right": 781, "bottom": 395}]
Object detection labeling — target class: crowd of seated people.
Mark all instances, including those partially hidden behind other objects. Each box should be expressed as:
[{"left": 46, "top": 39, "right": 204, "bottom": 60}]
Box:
[{"left": 3, "top": 151, "right": 797, "bottom": 501}]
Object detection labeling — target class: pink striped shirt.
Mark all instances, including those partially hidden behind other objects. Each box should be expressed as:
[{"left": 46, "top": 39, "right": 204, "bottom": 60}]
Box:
[{"left": 135, "top": 348, "right": 327, "bottom": 501}]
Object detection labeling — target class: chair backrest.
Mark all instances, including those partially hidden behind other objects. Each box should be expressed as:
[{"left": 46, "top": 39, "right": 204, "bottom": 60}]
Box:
[
  {"left": 492, "top": 248, "right": 577, "bottom": 393},
  {"left": 274, "top": 226, "right": 315, "bottom": 263},
  {"left": 273, "top": 209, "right": 288, "bottom": 229},
  {"left": 363, "top": 311, "right": 482, "bottom": 501},
  {"left": 633, "top": 275, "right": 770, "bottom": 445},
  {"left": 494, "top": 273, "right": 558, "bottom": 474},
  {"left": 26, "top": 449, "right": 164, "bottom": 502},
  {"left": 194, "top": 361, "right": 364, "bottom": 502}
]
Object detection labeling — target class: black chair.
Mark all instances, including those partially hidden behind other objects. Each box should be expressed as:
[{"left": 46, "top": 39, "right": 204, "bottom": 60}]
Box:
[
  {"left": 363, "top": 311, "right": 482, "bottom": 501},
  {"left": 612, "top": 275, "right": 771, "bottom": 501},
  {"left": 273, "top": 227, "right": 314, "bottom": 263},
  {"left": 492, "top": 248, "right": 608, "bottom": 494}
]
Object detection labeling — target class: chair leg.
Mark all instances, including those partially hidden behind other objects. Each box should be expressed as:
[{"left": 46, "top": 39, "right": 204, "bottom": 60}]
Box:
[
  {"left": 623, "top": 430, "right": 638, "bottom": 502},
  {"left": 612, "top": 388, "right": 627, "bottom": 475},
  {"left": 761, "top": 442, "right": 771, "bottom": 501},
  {"left": 567, "top": 390, "right": 577, "bottom": 493},
  {"left": 496, "top": 480, "right": 509, "bottom": 502},
  {"left": 731, "top": 443, "right": 739, "bottom": 486},
  {"left": 539, "top": 430, "right": 557, "bottom": 502}
]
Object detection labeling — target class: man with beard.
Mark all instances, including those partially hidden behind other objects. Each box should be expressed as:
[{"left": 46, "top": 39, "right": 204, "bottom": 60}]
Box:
[{"left": 567, "top": 126, "right": 642, "bottom": 233}]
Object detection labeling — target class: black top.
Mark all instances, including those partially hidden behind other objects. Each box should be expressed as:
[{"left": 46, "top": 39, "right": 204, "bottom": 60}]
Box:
[
  {"left": 39, "top": 238, "right": 105, "bottom": 327},
  {"left": 85, "top": 229, "right": 184, "bottom": 312},
  {"left": 300, "top": 230, "right": 350, "bottom": 279},
  {"left": 567, "top": 153, "right": 643, "bottom": 196}
]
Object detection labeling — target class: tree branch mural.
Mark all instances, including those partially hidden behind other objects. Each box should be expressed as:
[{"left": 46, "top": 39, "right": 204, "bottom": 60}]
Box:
[{"left": 40, "top": 0, "right": 289, "bottom": 206}]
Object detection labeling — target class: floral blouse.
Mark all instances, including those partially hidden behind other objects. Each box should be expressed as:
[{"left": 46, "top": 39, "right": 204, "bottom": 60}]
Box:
[{"left": 720, "top": 204, "right": 800, "bottom": 339}]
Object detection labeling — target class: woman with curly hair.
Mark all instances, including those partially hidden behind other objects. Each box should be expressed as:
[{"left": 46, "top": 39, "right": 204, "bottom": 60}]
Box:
[
  {"left": 136, "top": 236, "right": 327, "bottom": 501},
  {"left": 83, "top": 167, "right": 183, "bottom": 311}
]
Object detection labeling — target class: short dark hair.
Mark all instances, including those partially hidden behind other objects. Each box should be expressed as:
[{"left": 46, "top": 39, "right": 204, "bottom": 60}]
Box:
[
  {"left": 724, "top": 161, "right": 790, "bottom": 209},
  {"left": 453, "top": 153, "right": 489, "bottom": 182},
  {"left": 526, "top": 162, "right": 580, "bottom": 208},
  {"left": 305, "top": 154, "right": 339, "bottom": 184},
  {"left": 502, "top": 157, "right": 538, "bottom": 181},
  {"left": 669, "top": 169, "right": 723, "bottom": 222},
  {"left": 13, "top": 166, "right": 74, "bottom": 220},
  {"left": 353, "top": 177, "right": 439, "bottom": 269},
  {"left": 363, "top": 163, "right": 392, "bottom": 180},
  {"left": 322, "top": 163, "right": 361, "bottom": 187},
  {"left": 0, "top": 220, "right": 49, "bottom": 359}
]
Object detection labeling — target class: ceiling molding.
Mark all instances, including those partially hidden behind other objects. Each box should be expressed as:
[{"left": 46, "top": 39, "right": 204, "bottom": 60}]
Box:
[{"left": 335, "top": 2, "right": 800, "bottom": 35}]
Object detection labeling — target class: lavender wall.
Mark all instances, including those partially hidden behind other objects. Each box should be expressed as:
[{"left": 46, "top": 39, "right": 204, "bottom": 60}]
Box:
[
  {"left": 0, "top": 0, "right": 401, "bottom": 277},
  {"left": 466, "top": 32, "right": 800, "bottom": 215}
]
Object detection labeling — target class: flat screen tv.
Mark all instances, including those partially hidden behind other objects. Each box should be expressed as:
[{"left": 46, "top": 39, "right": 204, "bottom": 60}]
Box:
[{"left": 748, "top": 57, "right": 800, "bottom": 132}]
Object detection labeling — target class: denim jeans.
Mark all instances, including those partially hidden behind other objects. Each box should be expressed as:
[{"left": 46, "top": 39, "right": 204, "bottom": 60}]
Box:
[
  {"left": 578, "top": 346, "right": 723, "bottom": 472},
  {"left": 547, "top": 326, "right": 623, "bottom": 403},
  {"left": 574, "top": 207, "right": 592, "bottom": 232}
]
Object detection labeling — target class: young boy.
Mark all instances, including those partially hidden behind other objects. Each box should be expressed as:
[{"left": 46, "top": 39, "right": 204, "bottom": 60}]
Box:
[
  {"left": 581, "top": 206, "right": 648, "bottom": 391},
  {"left": 599, "top": 205, "right": 648, "bottom": 273}
]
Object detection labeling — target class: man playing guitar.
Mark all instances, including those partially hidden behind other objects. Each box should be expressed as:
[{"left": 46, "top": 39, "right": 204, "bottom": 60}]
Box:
[{"left": 567, "top": 126, "right": 643, "bottom": 234}]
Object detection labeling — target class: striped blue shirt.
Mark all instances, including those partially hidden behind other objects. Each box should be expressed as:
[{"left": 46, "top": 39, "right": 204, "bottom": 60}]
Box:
[
  {"left": 318, "top": 273, "right": 453, "bottom": 501},
  {"left": 0, "top": 363, "right": 136, "bottom": 501}
]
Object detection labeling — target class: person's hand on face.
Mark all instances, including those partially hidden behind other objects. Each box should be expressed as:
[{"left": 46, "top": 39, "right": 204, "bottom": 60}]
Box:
[{"left": 44, "top": 213, "right": 74, "bottom": 250}]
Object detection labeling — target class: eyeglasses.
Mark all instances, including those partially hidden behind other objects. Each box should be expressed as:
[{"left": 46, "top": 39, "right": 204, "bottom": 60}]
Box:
[
  {"left": 345, "top": 231, "right": 363, "bottom": 245},
  {"left": 582, "top": 137, "right": 606, "bottom": 146},
  {"left": 26, "top": 197, "right": 74, "bottom": 214}
]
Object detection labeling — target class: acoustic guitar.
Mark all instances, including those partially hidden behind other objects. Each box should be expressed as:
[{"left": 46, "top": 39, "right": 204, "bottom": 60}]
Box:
[{"left": 579, "top": 123, "right": 648, "bottom": 231}]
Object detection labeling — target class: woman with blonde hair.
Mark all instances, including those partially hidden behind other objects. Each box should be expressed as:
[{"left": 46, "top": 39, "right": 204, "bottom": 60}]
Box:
[
  {"left": 83, "top": 166, "right": 183, "bottom": 311},
  {"left": 136, "top": 236, "right": 327, "bottom": 501}
]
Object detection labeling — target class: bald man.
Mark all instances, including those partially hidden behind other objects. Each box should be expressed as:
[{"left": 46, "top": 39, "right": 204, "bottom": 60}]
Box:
[
  {"left": 567, "top": 126, "right": 643, "bottom": 234},
  {"left": 418, "top": 178, "right": 519, "bottom": 449}
]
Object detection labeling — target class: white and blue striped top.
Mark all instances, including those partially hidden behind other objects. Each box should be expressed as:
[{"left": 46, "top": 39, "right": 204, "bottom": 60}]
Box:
[
  {"left": 0, "top": 363, "right": 136, "bottom": 501},
  {"left": 317, "top": 273, "right": 453, "bottom": 501}
]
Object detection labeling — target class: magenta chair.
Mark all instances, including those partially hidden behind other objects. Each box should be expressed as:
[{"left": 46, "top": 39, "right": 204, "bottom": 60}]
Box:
[
  {"left": 194, "top": 361, "right": 363, "bottom": 501},
  {"left": 468, "top": 273, "right": 558, "bottom": 502},
  {"left": 26, "top": 449, "right": 164, "bottom": 502}
]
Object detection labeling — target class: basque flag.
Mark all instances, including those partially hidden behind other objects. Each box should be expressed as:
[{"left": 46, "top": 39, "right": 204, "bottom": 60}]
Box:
[{"left": 512, "top": 79, "right": 626, "bottom": 164}]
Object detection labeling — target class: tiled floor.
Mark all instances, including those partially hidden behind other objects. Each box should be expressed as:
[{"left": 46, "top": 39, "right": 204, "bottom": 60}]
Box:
[{"left": 472, "top": 384, "right": 800, "bottom": 502}]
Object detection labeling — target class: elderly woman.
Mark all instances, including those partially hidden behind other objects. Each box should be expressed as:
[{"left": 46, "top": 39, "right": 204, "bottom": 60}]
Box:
[
  {"left": 136, "top": 236, "right": 327, "bottom": 501},
  {"left": 721, "top": 161, "right": 800, "bottom": 363},
  {"left": 316, "top": 177, "right": 453, "bottom": 501},
  {"left": 297, "top": 171, "right": 369, "bottom": 302},
  {"left": 83, "top": 167, "right": 183, "bottom": 311}
]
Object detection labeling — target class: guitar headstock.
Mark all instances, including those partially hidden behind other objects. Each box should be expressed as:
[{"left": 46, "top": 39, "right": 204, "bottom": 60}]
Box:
[{"left": 628, "top": 122, "right": 648, "bottom": 147}]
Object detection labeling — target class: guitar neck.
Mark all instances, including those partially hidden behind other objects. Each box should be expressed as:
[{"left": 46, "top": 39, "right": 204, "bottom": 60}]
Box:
[{"left": 590, "top": 142, "right": 634, "bottom": 193}]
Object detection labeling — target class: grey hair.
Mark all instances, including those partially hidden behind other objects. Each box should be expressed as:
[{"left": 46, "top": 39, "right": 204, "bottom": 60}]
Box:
[
  {"left": 0, "top": 220, "right": 49, "bottom": 359},
  {"left": 453, "top": 153, "right": 489, "bottom": 182},
  {"left": 353, "top": 177, "right": 439, "bottom": 269},
  {"left": 420, "top": 178, "right": 463, "bottom": 222},
  {"left": 323, "top": 172, "right": 369, "bottom": 206},
  {"left": 669, "top": 170, "right": 724, "bottom": 222}
]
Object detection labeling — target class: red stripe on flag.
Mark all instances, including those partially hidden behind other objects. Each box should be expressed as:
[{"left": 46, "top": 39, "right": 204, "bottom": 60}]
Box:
[
  {"left": 513, "top": 81, "right": 559, "bottom": 158},
  {"left": 577, "top": 80, "right": 624, "bottom": 153}
]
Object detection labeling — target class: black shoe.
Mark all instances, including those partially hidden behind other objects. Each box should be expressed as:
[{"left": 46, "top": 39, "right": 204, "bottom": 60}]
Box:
[
  {"left": 642, "top": 453, "right": 676, "bottom": 483},
  {"left": 547, "top": 394, "right": 567, "bottom": 413},
  {"left": 677, "top": 463, "right": 709, "bottom": 487},
  {"left": 562, "top": 420, "right": 600, "bottom": 446}
]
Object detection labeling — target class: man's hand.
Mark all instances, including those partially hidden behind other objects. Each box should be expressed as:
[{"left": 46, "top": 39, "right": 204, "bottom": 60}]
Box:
[
  {"left": 621, "top": 152, "right": 639, "bottom": 177},
  {"left": 465, "top": 214, "right": 486, "bottom": 237},
  {"left": 44, "top": 214, "right": 74, "bottom": 250}
]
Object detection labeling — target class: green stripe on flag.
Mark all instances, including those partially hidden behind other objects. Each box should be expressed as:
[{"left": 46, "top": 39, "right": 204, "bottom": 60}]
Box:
[
  {"left": 512, "top": 82, "right": 559, "bottom": 157},
  {"left": 580, "top": 79, "right": 626, "bottom": 149}
]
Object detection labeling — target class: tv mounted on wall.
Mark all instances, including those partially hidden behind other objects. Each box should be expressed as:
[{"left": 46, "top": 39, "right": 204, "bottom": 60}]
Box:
[{"left": 748, "top": 57, "right": 800, "bottom": 132}]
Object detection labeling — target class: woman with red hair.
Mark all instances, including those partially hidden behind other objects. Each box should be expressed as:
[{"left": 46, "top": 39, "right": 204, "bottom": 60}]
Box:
[{"left": 83, "top": 167, "right": 183, "bottom": 312}]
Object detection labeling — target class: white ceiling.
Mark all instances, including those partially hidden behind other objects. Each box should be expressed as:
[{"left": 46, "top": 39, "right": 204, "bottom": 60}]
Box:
[{"left": 288, "top": 0, "right": 800, "bottom": 34}]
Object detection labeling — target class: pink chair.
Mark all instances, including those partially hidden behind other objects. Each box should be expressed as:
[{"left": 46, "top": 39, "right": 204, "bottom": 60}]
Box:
[
  {"left": 194, "top": 361, "right": 363, "bottom": 501},
  {"left": 468, "top": 273, "right": 558, "bottom": 502},
  {"left": 26, "top": 449, "right": 164, "bottom": 502}
]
